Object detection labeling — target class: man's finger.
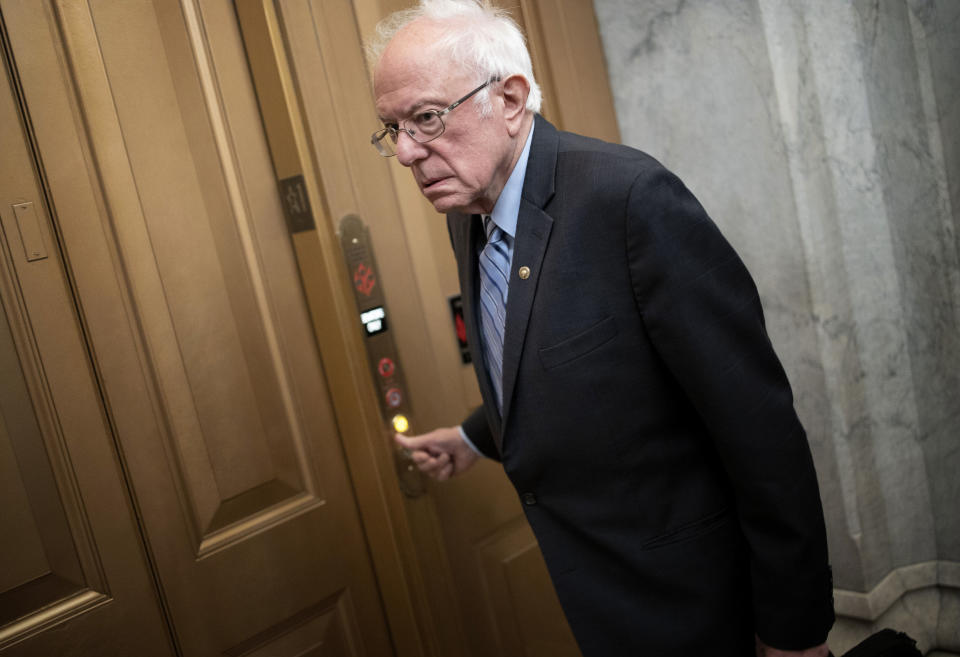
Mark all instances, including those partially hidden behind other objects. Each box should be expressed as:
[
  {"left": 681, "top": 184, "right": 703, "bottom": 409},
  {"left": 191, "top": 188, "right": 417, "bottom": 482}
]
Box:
[
  {"left": 420, "top": 452, "right": 451, "bottom": 475},
  {"left": 395, "top": 432, "right": 422, "bottom": 450},
  {"left": 435, "top": 461, "right": 455, "bottom": 482}
]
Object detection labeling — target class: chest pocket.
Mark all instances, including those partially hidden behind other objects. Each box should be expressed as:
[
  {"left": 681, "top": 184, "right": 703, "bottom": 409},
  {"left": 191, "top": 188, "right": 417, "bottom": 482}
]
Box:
[{"left": 538, "top": 316, "right": 617, "bottom": 370}]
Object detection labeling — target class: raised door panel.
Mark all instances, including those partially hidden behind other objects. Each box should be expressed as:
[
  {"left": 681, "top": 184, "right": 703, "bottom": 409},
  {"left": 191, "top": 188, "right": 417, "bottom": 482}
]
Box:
[
  {"left": 475, "top": 519, "right": 580, "bottom": 657},
  {"left": 0, "top": 22, "right": 173, "bottom": 653},
  {"left": 3, "top": 0, "right": 393, "bottom": 654}
]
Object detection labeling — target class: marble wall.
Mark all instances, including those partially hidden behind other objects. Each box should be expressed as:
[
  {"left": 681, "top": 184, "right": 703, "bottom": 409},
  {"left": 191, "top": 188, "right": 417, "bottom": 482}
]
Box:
[{"left": 592, "top": 0, "right": 960, "bottom": 652}]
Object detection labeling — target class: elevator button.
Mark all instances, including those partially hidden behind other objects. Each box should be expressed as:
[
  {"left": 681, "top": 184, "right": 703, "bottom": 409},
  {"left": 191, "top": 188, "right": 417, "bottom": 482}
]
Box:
[
  {"left": 392, "top": 414, "right": 410, "bottom": 433},
  {"left": 378, "top": 357, "right": 395, "bottom": 378},
  {"left": 385, "top": 387, "right": 403, "bottom": 408}
]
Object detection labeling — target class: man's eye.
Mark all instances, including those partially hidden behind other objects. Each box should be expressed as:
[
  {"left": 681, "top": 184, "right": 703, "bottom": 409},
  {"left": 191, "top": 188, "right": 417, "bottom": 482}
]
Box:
[{"left": 412, "top": 111, "right": 440, "bottom": 126}]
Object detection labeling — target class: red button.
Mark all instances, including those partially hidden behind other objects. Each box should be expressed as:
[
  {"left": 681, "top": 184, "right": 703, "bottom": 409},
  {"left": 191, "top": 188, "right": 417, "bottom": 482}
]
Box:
[
  {"left": 378, "top": 357, "right": 395, "bottom": 378},
  {"left": 385, "top": 387, "right": 402, "bottom": 408}
]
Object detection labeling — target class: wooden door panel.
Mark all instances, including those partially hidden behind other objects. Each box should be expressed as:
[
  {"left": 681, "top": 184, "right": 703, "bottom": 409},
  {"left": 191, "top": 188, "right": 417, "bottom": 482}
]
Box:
[
  {"left": 59, "top": 0, "right": 322, "bottom": 553},
  {"left": 0, "top": 17, "right": 173, "bottom": 651},
  {"left": 223, "top": 594, "right": 360, "bottom": 657},
  {"left": 0, "top": 300, "right": 92, "bottom": 638},
  {"left": 476, "top": 519, "right": 579, "bottom": 657},
  {"left": 3, "top": 0, "right": 394, "bottom": 654}
]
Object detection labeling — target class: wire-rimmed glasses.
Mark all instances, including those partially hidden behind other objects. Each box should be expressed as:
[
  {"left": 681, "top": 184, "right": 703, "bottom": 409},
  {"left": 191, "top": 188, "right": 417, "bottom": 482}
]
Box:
[{"left": 371, "top": 77, "right": 500, "bottom": 157}]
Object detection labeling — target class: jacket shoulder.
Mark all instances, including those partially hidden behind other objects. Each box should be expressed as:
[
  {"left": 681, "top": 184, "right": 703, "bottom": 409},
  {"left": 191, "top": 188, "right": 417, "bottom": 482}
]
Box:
[
  {"left": 556, "top": 129, "right": 661, "bottom": 169},
  {"left": 552, "top": 128, "right": 673, "bottom": 193}
]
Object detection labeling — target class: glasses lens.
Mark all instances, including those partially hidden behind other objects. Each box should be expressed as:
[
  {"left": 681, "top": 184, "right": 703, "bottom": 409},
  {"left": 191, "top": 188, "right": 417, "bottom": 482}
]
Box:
[
  {"left": 371, "top": 109, "right": 446, "bottom": 156},
  {"left": 372, "top": 129, "right": 397, "bottom": 156},
  {"left": 410, "top": 111, "right": 444, "bottom": 140}
]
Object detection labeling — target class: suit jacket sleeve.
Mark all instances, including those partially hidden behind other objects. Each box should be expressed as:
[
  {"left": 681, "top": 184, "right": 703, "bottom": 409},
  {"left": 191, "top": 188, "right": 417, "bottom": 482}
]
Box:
[
  {"left": 625, "top": 166, "right": 834, "bottom": 649},
  {"left": 461, "top": 406, "right": 498, "bottom": 460}
]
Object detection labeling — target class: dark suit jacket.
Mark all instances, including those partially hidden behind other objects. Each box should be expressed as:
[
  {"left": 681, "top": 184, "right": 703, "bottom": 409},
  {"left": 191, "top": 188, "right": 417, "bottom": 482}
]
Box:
[{"left": 448, "top": 115, "right": 834, "bottom": 656}]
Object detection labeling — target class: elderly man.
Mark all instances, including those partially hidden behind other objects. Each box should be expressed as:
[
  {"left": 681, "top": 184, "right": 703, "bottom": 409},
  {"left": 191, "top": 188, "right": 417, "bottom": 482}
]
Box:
[{"left": 371, "top": 1, "right": 834, "bottom": 655}]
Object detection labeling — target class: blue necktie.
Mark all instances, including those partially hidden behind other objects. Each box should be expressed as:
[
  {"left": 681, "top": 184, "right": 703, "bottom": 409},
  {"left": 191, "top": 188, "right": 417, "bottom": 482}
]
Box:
[{"left": 478, "top": 215, "right": 510, "bottom": 412}]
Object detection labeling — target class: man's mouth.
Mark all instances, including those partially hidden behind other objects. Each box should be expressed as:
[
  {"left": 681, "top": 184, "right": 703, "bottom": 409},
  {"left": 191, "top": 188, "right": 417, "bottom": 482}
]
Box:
[{"left": 421, "top": 176, "right": 449, "bottom": 190}]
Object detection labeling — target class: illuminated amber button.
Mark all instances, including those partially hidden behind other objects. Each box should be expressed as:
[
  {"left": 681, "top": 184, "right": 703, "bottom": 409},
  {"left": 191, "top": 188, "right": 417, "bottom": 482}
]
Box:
[{"left": 392, "top": 414, "right": 410, "bottom": 434}]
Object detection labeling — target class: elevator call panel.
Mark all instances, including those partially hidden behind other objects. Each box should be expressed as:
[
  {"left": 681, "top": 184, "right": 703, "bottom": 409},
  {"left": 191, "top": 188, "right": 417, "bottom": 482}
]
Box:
[{"left": 338, "top": 215, "right": 422, "bottom": 496}]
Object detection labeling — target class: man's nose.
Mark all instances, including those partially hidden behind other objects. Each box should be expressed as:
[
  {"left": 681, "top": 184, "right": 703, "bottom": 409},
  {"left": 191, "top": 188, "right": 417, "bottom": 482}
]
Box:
[{"left": 395, "top": 131, "right": 428, "bottom": 166}]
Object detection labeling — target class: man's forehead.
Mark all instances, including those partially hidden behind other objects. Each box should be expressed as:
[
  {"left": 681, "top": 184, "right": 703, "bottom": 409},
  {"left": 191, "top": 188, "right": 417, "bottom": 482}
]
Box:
[
  {"left": 375, "top": 74, "right": 439, "bottom": 119},
  {"left": 375, "top": 52, "right": 466, "bottom": 119}
]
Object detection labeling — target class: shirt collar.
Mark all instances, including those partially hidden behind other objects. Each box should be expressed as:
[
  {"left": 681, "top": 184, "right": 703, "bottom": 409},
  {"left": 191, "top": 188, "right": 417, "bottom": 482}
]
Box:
[{"left": 489, "top": 121, "right": 535, "bottom": 239}]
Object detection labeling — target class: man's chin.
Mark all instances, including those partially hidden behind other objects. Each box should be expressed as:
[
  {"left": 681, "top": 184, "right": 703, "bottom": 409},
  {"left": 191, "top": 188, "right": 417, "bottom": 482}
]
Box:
[
  {"left": 420, "top": 183, "right": 485, "bottom": 214},
  {"left": 426, "top": 195, "right": 470, "bottom": 215},
  {"left": 430, "top": 200, "right": 461, "bottom": 214}
]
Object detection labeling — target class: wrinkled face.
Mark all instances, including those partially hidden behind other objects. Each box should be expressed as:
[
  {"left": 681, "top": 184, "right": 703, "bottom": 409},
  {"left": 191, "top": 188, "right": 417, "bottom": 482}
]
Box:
[{"left": 373, "top": 22, "right": 516, "bottom": 215}]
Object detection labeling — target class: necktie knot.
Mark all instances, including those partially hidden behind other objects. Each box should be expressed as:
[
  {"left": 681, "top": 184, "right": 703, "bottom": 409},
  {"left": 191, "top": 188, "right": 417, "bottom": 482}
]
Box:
[{"left": 483, "top": 215, "right": 504, "bottom": 244}]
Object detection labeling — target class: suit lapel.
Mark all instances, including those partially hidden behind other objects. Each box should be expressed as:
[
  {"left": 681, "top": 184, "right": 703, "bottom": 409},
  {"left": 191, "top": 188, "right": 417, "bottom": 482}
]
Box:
[
  {"left": 500, "top": 116, "right": 558, "bottom": 435},
  {"left": 500, "top": 204, "right": 552, "bottom": 427}
]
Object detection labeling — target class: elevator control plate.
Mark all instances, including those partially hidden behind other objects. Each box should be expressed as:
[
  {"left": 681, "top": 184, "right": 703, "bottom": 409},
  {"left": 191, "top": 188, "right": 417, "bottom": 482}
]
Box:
[{"left": 338, "top": 214, "right": 423, "bottom": 497}]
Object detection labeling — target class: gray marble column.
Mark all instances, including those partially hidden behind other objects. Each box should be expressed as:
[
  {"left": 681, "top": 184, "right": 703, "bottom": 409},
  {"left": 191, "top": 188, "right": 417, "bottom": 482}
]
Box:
[{"left": 592, "top": 0, "right": 959, "bottom": 652}]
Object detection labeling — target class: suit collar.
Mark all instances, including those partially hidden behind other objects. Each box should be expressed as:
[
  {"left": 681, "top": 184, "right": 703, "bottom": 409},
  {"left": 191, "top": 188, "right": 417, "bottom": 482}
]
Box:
[{"left": 521, "top": 114, "right": 558, "bottom": 210}]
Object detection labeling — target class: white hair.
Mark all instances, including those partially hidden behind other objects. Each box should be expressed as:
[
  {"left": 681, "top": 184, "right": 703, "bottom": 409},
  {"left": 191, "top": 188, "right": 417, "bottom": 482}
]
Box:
[{"left": 369, "top": 0, "right": 543, "bottom": 114}]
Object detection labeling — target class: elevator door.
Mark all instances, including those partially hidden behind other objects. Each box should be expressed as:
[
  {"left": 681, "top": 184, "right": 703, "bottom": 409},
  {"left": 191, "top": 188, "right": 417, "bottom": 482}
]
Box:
[
  {"left": 0, "top": 33, "right": 173, "bottom": 655},
  {"left": 0, "top": 1, "right": 393, "bottom": 655}
]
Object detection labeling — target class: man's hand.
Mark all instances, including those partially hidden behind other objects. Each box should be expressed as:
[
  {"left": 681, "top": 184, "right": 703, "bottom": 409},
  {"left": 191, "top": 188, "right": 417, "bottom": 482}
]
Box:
[
  {"left": 756, "top": 637, "right": 829, "bottom": 657},
  {"left": 395, "top": 426, "right": 479, "bottom": 481}
]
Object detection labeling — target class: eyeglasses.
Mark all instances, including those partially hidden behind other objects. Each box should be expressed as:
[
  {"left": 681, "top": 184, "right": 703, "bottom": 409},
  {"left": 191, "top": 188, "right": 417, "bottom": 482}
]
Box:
[{"left": 371, "top": 77, "right": 500, "bottom": 157}]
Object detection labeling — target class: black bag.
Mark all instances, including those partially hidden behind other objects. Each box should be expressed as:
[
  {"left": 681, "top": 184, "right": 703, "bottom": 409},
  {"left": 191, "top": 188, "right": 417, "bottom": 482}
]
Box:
[{"left": 837, "top": 629, "right": 922, "bottom": 657}]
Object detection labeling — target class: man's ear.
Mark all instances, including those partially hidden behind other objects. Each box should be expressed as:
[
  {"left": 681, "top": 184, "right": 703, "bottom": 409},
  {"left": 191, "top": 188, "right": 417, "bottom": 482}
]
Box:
[{"left": 501, "top": 74, "right": 531, "bottom": 136}]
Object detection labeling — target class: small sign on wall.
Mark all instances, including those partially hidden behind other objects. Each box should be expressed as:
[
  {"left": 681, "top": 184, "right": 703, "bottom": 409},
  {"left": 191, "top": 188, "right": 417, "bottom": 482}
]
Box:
[
  {"left": 278, "top": 175, "right": 316, "bottom": 233},
  {"left": 448, "top": 295, "right": 471, "bottom": 364}
]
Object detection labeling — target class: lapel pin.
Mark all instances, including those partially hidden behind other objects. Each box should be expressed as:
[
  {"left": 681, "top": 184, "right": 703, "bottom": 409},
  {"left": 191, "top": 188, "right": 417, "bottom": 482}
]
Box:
[{"left": 518, "top": 266, "right": 531, "bottom": 280}]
